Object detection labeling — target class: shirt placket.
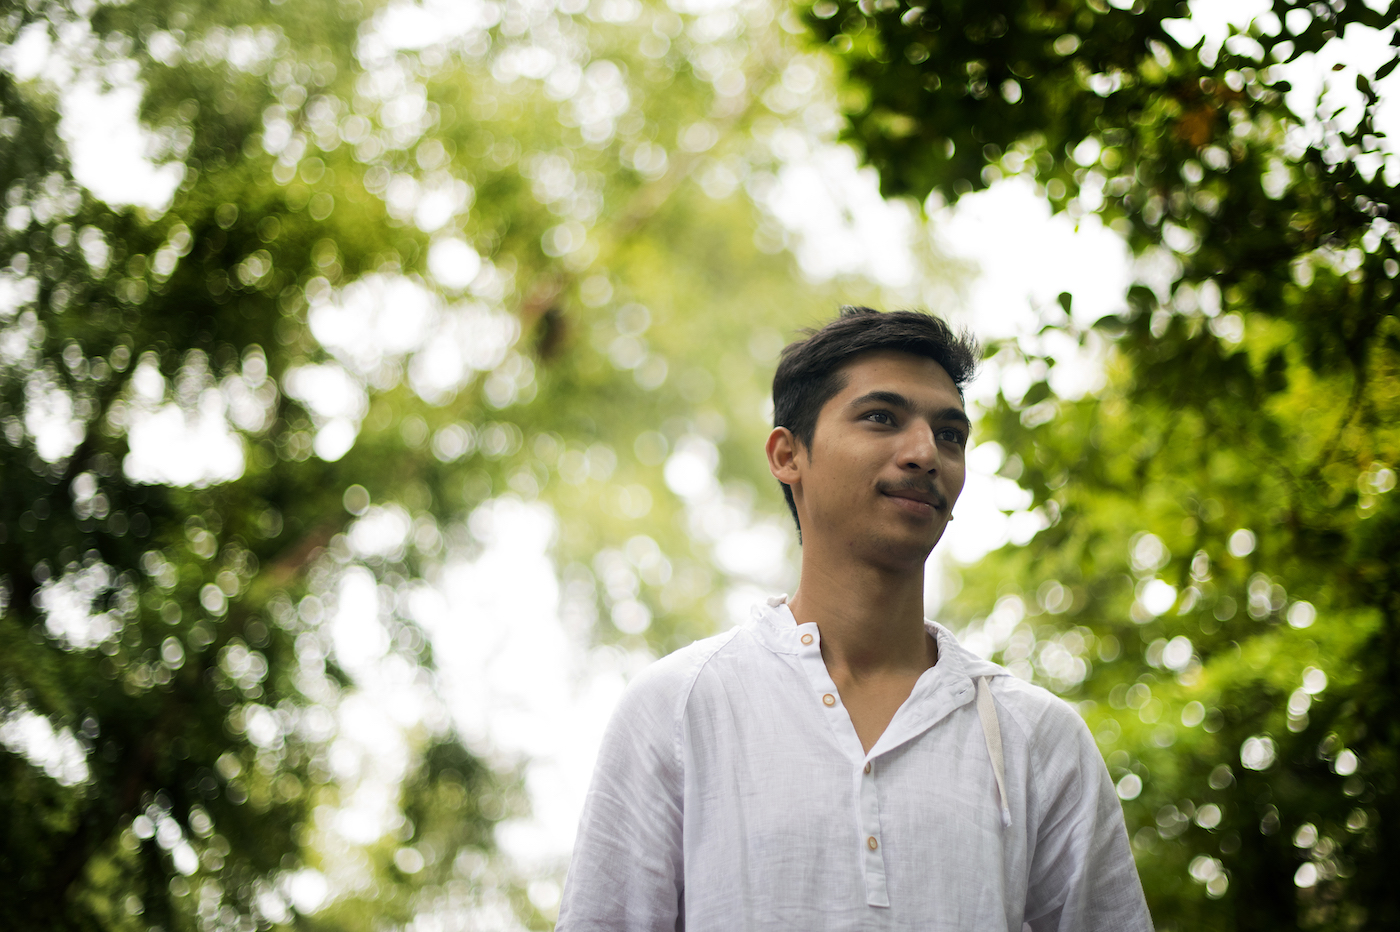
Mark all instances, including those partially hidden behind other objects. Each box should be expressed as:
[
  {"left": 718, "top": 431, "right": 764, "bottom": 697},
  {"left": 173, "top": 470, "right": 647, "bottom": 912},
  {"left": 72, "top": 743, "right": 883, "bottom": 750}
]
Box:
[
  {"left": 794, "top": 623, "right": 891, "bottom": 908},
  {"left": 857, "top": 755, "right": 889, "bottom": 906}
]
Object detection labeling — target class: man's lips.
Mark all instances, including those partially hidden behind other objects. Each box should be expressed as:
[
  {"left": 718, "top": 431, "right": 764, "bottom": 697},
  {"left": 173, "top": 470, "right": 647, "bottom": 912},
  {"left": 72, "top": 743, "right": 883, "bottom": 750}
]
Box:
[{"left": 877, "top": 482, "right": 949, "bottom": 512}]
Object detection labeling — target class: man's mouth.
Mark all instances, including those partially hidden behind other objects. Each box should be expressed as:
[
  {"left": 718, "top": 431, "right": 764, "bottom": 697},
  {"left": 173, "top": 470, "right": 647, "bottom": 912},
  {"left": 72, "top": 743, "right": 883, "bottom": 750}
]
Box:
[{"left": 878, "top": 481, "right": 948, "bottom": 512}]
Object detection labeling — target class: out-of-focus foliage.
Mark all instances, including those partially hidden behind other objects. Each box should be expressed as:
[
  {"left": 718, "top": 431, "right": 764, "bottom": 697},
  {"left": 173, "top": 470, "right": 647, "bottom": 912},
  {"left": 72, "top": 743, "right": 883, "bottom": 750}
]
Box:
[
  {"left": 809, "top": 0, "right": 1400, "bottom": 929},
  {"left": 0, "top": 0, "right": 902, "bottom": 926}
]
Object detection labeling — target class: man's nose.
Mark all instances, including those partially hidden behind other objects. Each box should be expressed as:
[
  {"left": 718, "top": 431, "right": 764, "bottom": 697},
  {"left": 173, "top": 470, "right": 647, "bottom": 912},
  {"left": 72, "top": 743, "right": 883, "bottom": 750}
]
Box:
[{"left": 899, "top": 423, "right": 939, "bottom": 472}]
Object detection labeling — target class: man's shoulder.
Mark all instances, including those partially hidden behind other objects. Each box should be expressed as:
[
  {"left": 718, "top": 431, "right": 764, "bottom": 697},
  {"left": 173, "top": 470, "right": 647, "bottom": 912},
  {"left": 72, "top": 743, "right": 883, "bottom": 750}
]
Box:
[
  {"left": 615, "top": 626, "right": 747, "bottom": 717},
  {"left": 986, "top": 670, "right": 1093, "bottom": 750},
  {"left": 935, "top": 623, "right": 1088, "bottom": 744}
]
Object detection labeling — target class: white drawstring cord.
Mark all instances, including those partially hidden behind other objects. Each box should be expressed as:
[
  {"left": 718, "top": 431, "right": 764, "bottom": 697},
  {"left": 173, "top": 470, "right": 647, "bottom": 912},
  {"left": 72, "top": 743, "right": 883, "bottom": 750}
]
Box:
[{"left": 976, "top": 676, "right": 1012, "bottom": 828}]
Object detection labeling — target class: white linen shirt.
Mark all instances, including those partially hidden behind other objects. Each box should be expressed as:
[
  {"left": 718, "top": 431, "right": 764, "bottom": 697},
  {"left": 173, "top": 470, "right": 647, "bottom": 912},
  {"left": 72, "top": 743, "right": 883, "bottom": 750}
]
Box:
[{"left": 558, "top": 600, "right": 1152, "bottom": 932}]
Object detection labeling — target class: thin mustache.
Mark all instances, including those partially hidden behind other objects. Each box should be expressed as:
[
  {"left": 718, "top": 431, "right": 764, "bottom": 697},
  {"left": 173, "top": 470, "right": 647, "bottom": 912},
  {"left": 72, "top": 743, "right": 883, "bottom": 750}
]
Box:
[{"left": 876, "top": 480, "right": 948, "bottom": 511}]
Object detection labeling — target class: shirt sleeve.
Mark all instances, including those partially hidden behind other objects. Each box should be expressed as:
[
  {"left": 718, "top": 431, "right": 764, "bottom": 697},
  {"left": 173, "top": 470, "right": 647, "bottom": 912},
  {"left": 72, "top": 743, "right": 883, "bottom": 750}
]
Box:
[
  {"left": 556, "top": 661, "right": 686, "bottom": 932},
  {"left": 1022, "top": 701, "right": 1154, "bottom": 932}
]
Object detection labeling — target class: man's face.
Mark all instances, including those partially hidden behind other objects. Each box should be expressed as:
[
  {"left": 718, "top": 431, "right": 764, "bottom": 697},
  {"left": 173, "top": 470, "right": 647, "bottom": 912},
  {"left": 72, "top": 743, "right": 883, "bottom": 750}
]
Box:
[{"left": 776, "top": 350, "right": 969, "bottom": 570}]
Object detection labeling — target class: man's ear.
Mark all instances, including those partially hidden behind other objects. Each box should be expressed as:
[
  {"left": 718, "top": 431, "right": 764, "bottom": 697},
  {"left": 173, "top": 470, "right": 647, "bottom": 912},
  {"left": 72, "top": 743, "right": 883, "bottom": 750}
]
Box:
[{"left": 766, "top": 427, "right": 803, "bottom": 487}]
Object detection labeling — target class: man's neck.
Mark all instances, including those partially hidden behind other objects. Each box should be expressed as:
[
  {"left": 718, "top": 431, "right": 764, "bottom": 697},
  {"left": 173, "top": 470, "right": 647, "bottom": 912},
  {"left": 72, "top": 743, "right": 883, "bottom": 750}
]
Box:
[{"left": 786, "top": 542, "right": 935, "bottom": 680}]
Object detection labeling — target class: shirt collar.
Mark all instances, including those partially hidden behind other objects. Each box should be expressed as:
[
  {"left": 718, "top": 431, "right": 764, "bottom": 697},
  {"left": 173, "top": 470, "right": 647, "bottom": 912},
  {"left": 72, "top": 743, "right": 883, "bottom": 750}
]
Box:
[
  {"left": 747, "top": 595, "right": 805, "bottom": 654},
  {"left": 747, "top": 595, "right": 1009, "bottom": 682},
  {"left": 925, "top": 620, "right": 1008, "bottom": 681}
]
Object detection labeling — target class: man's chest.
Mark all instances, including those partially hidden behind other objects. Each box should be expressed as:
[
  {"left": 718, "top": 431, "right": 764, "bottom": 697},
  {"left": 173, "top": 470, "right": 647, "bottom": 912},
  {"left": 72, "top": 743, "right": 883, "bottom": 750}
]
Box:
[
  {"left": 680, "top": 687, "right": 1019, "bottom": 873},
  {"left": 677, "top": 713, "right": 1025, "bottom": 926},
  {"left": 832, "top": 671, "right": 927, "bottom": 754}
]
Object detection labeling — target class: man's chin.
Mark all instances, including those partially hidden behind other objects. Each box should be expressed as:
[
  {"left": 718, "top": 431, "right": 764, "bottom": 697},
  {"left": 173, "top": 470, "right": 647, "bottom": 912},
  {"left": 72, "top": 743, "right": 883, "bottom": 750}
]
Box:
[{"left": 859, "top": 525, "right": 944, "bottom": 570}]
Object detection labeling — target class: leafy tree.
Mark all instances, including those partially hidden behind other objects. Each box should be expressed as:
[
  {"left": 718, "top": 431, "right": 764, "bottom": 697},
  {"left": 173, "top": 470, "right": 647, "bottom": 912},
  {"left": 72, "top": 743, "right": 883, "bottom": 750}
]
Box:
[
  {"left": 807, "top": 0, "right": 1400, "bottom": 928},
  {"left": 0, "top": 0, "right": 907, "bottom": 927}
]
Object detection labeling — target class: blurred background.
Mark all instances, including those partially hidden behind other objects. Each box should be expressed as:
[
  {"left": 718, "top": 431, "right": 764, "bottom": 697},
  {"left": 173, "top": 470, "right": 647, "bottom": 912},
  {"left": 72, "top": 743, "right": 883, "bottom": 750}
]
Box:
[{"left": 1, "top": 0, "right": 1397, "bottom": 929}]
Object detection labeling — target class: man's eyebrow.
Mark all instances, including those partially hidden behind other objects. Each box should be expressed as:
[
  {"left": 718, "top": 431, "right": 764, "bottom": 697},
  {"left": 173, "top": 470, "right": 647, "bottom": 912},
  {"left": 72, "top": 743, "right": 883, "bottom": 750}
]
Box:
[
  {"left": 934, "top": 407, "right": 972, "bottom": 430},
  {"left": 848, "top": 390, "right": 914, "bottom": 412},
  {"left": 848, "top": 391, "right": 971, "bottom": 428}
]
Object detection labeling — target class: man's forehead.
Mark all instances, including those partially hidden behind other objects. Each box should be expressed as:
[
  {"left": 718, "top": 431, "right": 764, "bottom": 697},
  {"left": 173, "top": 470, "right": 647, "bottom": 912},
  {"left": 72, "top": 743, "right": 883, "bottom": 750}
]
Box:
[{"left": 834, "top": 349, "right": 962, "bottom": 398}]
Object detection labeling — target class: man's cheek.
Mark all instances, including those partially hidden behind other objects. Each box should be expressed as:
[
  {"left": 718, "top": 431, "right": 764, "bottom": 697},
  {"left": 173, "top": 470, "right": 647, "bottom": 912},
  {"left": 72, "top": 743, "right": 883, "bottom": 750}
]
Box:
[{"left": 949, "top": 469, "right": 967, "bottom": 505}]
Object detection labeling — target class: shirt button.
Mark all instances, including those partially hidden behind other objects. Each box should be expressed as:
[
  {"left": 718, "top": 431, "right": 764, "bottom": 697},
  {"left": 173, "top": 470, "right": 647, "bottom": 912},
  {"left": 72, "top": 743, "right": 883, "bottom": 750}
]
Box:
[
  {"left": 864, "top": 762, "right": 871, "bottom": 774},
  {"left": 867, "top": 836, "right": 879, "bottom": 850},
  {"left": 801, "top": 633, "right": 813, "bottom": 645},
  {"left": 822, "top": 693, "right": 836, "bottom": 707}
]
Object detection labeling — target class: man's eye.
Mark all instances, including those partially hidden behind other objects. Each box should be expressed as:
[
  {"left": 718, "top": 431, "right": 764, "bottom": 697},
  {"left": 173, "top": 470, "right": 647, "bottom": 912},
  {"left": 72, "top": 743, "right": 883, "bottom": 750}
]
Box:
[
  {"left": 866, "top": 411, "right": 894, "bottom": 425},
  {"left": 937, "top": 428, "right": 966, "bottom": 444}
]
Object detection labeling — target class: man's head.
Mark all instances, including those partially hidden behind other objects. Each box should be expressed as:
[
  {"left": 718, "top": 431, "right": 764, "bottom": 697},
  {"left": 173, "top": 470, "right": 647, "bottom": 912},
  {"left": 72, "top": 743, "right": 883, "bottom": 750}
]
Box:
[{"left": 767, "top": 307, "right": 979, "bottom": 561}]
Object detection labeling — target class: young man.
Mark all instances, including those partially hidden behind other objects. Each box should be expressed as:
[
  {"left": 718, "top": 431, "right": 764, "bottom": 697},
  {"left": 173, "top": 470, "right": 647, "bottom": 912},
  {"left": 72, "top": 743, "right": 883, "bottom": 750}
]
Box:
[{"left": 558, "top": 308, "right": 1152, "bottom": 930}]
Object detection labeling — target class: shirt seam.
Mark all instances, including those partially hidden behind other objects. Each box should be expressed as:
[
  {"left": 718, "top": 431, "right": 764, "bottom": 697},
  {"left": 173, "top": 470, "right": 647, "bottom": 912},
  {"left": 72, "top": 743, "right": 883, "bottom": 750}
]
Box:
[{"left": 669, "top": 626, "right": 746, "bottom": 773}]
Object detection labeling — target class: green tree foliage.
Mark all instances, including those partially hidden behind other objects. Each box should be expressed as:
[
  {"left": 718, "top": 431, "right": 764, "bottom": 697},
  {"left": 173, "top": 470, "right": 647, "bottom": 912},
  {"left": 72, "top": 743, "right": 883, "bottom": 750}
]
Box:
[
  {"left": 808, "top": 0, "right": 1400, "bottom": 928},
  {"left": 0, "top": 0, "right": 904, "bottom": 927}
]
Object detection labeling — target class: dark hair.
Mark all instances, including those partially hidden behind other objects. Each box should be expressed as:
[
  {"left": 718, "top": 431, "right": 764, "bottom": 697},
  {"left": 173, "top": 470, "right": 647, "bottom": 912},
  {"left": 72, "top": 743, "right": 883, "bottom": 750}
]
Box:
[{"left": 771, "top": 306, "right": 980, "bottom": 537}]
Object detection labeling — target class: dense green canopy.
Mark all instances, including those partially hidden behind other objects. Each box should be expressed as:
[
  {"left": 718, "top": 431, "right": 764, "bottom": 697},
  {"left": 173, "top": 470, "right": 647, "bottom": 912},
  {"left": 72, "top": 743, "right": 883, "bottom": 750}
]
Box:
[{"left": 808, "top": 0, "right": 1400, "bottom": 929}]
